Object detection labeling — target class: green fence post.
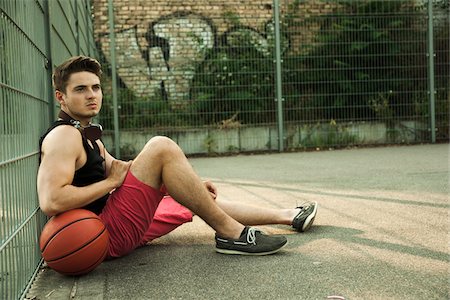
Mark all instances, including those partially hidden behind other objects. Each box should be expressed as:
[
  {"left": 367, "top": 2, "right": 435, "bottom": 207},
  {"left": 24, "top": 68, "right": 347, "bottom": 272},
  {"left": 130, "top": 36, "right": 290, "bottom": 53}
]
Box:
[
  {"left": 44, "top": 0, "right": 54, "bottom": 123},
  {"left": 273, "top": 0, "right": 284, "bottom": 152},
  {"left": 75, "top": 0, "right": 80, "bottom": 54},
  {"left": 108, "top": 0, "right": 121, "bottom": 158},
  {"left": 427, "top": 0, "right": 436, "bottom": 143}
]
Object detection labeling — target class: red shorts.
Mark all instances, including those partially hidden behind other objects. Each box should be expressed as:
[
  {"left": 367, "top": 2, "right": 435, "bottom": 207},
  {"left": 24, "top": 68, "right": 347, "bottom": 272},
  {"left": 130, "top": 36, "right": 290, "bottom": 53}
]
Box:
[{"left": 99, "top": 171, "right": 193, "bottom": 259}]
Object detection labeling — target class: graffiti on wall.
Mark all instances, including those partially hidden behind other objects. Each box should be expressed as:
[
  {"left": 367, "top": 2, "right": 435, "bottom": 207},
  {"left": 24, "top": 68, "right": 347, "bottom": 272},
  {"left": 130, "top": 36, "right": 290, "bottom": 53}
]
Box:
[{"left": 99, "top": 13, "right": 287, "bottom": 108}]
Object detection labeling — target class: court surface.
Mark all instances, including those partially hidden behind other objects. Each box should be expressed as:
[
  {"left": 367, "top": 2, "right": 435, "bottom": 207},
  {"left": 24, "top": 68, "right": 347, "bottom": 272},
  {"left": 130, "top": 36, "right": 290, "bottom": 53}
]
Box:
[{"left": 28, "top": 144, "right": 449, "bottom": 299}]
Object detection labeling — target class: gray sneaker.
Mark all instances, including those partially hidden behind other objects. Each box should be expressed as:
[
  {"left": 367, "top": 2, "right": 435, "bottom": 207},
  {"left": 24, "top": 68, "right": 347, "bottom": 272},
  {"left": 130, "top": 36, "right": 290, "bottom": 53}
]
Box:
[
  {"left": 292, "top": 201, "right": 318, "bottom": 232},
  {"left": 215, "top": 227, "right": 287, "bottom": 255}
]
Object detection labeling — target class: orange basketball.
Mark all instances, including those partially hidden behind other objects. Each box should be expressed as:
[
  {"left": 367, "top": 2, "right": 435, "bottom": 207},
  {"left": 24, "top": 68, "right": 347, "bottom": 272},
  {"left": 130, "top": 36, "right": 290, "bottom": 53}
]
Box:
[{"left": 39, "top": 209, "right": 110, "bottom": 276}]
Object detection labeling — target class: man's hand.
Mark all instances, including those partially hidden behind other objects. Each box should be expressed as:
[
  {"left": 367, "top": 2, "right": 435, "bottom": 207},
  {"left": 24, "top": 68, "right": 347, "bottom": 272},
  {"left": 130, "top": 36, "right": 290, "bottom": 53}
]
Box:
[
  {"left": 204, "top": 180, "right": 217, "bottom": 200},
  {"left": 108, "top": 159, "right": 132, "bottom": 188}
]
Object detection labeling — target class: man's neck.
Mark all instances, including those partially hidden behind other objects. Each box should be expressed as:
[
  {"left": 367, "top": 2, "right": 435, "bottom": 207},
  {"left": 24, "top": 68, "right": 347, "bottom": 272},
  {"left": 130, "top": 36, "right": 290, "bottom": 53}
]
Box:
[
  {"left": 57, "top": 110, "right": 102, "bottom": 141},
  {"left": 58, "top": 110, "right": 91, "bottom": 127}
]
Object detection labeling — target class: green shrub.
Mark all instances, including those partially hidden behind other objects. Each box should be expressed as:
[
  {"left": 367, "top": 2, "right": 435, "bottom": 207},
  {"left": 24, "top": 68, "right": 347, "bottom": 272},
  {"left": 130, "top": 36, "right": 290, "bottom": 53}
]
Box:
[{"left": 283, "top": 0, "right": 428, "bottom": 123}]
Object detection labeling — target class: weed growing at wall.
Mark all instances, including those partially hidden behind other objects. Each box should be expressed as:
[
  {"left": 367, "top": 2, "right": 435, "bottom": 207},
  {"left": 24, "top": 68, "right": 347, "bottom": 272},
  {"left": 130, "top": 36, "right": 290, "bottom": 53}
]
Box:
[{"left": 191, "top": 48, "right": 276, "bottom": 126}]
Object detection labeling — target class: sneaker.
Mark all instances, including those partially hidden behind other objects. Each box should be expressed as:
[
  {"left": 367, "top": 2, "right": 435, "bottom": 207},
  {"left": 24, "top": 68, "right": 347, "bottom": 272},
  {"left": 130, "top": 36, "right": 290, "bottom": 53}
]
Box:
[
  {"left": 292, "top": 201, "right": 318, "bottom": 232},
  {"left": 215, "top": 227, "right": 287, "bottom": 255}
]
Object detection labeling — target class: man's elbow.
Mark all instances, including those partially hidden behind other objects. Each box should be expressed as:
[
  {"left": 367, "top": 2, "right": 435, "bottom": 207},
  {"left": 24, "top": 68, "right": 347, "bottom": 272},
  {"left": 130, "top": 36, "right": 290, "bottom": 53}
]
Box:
[
  {"left": 39, "top": 199, "right": 61, "bottom": 217},
  {"left": 40, "top": 204, "right": 56, "bottom": 217}
]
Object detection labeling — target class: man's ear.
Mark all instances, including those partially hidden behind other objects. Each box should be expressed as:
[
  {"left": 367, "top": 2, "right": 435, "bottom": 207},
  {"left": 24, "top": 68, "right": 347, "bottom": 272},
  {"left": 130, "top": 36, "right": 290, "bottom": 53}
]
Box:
[{"left": 55, "top": 90, "right": 65, "bottom": 105}]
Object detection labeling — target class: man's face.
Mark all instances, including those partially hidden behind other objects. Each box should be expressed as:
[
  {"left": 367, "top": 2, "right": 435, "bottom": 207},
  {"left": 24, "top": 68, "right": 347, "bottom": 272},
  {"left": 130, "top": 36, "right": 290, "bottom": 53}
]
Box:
[{"left": 56, "top": 71, "right": 102, "bottom": 123}]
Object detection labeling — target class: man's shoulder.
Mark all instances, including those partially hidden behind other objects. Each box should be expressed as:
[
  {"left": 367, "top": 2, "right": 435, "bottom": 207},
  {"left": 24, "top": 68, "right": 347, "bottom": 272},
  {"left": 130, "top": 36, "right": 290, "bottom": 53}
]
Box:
[
  {"left": 39, "top": 124, "right": 86, "bottom": 165},
  {"left": 41, "top": 123, "right": 83, "bottom": 148}
]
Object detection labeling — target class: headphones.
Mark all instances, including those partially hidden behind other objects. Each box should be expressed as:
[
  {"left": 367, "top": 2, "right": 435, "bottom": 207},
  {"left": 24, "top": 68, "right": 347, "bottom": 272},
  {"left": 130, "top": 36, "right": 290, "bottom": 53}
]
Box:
[{"left": 58, "top": 110, "right": 103, "bottom": 142}]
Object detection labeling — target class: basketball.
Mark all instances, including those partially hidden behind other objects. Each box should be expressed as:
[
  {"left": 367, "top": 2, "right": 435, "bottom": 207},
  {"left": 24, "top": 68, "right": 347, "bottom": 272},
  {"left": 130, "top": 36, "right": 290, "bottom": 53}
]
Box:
[{"left": 39, "top": 209, "right": 110, "bottom": 276}]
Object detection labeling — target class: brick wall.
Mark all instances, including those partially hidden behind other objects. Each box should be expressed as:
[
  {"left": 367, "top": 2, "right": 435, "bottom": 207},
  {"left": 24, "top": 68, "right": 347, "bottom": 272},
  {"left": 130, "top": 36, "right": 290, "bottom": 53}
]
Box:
[{"left": 92, "top": 0, "right": 335, "bottom": 107}]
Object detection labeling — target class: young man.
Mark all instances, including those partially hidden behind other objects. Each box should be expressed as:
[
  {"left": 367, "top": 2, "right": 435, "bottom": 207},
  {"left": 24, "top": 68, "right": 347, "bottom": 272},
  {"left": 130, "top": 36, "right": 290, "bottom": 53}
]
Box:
[{"left": 37, "top": 56, "right": 317, "bottom": 258}]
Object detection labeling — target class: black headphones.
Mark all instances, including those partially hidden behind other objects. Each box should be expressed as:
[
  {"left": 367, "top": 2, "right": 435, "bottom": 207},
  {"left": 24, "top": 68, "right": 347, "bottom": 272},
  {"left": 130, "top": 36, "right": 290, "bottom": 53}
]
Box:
[{"left": 58, "top": 110, "right": 103, "bottom": 142}]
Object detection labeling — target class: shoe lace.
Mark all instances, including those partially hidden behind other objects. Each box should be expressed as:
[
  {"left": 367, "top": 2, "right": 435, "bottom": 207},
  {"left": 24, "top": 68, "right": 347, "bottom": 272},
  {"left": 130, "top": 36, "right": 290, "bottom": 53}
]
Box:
[
  {"left": 246, "top": 227, "right": 257, "bottom": 245},
  {"left": 297, "top": 201, "right": 312, "bottom": 211}
]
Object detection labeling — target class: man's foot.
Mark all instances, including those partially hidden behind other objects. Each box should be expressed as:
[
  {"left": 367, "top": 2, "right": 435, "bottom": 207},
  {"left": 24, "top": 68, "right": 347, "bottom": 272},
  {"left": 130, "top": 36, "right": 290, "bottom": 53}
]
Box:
[
  {"left": 215, "top": 226, "right": 287, "bottom": 255},
  {"left": 292, "top": 201, "right": 318, "bottom": 232}
]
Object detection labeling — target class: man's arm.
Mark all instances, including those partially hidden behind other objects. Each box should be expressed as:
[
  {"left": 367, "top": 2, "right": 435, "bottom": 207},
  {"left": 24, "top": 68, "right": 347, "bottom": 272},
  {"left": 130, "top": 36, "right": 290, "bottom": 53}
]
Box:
[
  {"left": 99, "top": 142, "right": 117, "bottom": 177},
  {"left": 37, "top": 126, "right": 130, "bottom": 216}
]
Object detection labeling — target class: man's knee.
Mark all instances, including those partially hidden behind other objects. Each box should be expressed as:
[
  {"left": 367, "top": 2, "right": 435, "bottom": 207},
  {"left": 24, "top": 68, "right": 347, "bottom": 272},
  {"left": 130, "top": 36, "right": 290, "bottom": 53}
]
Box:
[
  {"left": 143, "top": 136, "right": 183, "bottom": 159},
  {"left": 131, "top": 136, "right": 182, "bottom": 187},
  {"left": 145, "top": 135, "right": 178, "bottom": 148}
]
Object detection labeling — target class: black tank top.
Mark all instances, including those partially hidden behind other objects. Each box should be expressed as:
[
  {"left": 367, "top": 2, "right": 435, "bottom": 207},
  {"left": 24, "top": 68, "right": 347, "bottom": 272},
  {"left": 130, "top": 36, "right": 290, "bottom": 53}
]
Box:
[{"left": 39, "top": 120, "right": 109, "bottom": 214}]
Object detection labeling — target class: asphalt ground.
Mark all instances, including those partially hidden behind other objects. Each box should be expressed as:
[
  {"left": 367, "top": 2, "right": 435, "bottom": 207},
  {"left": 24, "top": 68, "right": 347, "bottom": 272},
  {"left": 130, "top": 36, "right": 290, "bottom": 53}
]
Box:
[{"left": 27, "top": 144, "right": 449, "bottom": 300}]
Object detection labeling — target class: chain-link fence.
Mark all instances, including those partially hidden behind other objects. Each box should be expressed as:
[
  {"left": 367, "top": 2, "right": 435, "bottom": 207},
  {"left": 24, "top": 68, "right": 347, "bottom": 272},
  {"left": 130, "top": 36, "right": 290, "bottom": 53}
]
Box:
[
  {"left": 280, "top": 0, "right": 448, "bottom": 148},
  {"left": 94, "top": 0, "right": 448, "bottom": 158},
  {"left": 433, "top": 1, "right": 449, "bottom": 143},
  {"left": 0, "top": 1, "right": 97, "bottom": 299}
]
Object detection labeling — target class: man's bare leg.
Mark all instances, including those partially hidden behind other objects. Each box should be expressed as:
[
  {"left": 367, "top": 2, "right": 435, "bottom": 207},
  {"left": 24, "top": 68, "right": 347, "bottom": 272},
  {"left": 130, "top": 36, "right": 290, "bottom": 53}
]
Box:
[
  {"left": 129, "top": 136, "right": 244, "bottom": 239},
  {"left": 216, "top": 199, "right": 300, "bottom": 226}
]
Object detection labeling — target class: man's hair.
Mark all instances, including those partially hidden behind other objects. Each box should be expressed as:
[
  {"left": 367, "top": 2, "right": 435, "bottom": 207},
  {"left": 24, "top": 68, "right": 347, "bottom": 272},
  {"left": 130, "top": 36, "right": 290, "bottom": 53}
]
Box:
[{"left": 52, "top": 56, "right": 102, "bottom": 93}]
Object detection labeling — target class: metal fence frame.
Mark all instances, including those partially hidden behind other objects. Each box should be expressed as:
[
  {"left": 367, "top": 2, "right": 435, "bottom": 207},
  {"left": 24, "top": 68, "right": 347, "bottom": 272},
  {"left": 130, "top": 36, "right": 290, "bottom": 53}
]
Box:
[{"left": 0, "top": 0, "right": 97, "bottom": 299}]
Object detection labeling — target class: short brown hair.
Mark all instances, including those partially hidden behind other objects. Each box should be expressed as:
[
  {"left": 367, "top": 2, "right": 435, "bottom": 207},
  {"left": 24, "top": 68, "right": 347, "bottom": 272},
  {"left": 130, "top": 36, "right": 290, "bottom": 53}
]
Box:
[{"left": 52, "top": 56, "right": 102, "bottom": 92}]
